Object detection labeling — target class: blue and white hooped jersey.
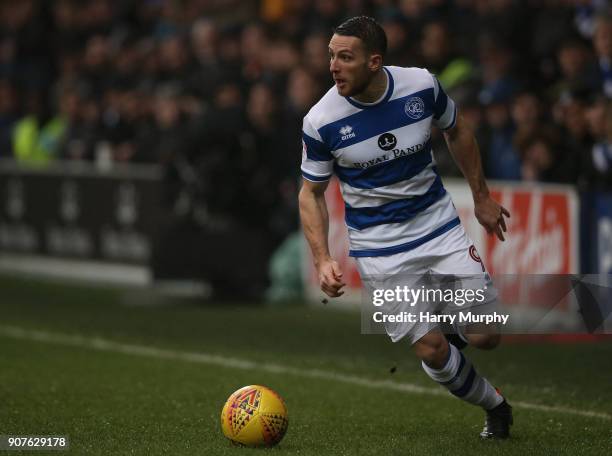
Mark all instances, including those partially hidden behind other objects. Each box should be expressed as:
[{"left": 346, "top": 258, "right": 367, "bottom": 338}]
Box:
[{"left": 301, "top": 66, "right": 460, "bottom": 258}]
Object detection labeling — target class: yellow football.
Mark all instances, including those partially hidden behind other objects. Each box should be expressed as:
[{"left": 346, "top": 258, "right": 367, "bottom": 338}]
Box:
[{"left": 220, "top": 385, "right": 289, "bottom": 447}]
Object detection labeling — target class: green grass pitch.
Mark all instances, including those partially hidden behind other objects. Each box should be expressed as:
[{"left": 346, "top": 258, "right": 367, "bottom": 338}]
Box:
[{"left": 0, "top": 275, "right": 610, "bottom": 455}]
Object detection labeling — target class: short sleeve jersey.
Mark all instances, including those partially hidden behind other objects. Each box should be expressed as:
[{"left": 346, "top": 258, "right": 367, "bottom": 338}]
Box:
[{"left": 301, "top": 66, "right": 461, "bottom": 257}]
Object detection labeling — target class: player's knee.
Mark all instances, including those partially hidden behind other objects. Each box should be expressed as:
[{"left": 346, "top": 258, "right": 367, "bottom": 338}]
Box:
[
  {"left": 414, "top": 336, "right": 449, "bottom": 369},
  {"left": 468, "top": 333, "right": 500, "bottom": 350}
]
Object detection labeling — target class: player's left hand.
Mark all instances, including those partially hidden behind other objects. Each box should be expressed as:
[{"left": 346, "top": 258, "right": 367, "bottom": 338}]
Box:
[{"left": 474, "top": 196, "right": 510, "bottom": 241}]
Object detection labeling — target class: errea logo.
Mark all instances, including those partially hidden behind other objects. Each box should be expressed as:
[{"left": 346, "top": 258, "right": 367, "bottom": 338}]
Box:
[{"left": 339, "top": 125, "right": 356, "bottom": 141}]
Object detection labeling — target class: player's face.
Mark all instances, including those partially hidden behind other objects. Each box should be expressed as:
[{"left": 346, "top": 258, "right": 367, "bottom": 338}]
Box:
[{"left": 328, "top": 34, "right": 375, "bottom": 97}]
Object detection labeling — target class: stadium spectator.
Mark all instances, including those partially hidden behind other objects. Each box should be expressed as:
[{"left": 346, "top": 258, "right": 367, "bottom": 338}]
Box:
[
  {"left": 585, "top": 94, "right": 609, "bottom": 142},
  {"left": 281, "top": 66, "right": 322, "bottom": 178},
  {"left": 592, "top": 12, "right": 612, "bottom": 97},
  {"left": 189, "top": 18, "right": 225, "bottom": 102},
  {"left": 277, "top": 66, "right": 323, "bottom": 234},
  {"left": 518, "top": 129, "right": 577, "bottom": 183},
  {"left": 179, "top": 78, "right": 245, "bottom": 225},
  {"left": 52, "top": 0, "right": 83, "bottom": 57},
  {"left": 0, "top": 0, "right": 54, "bottom": 89},
  {"left": 583, "top": 96, "right": 612, "bottom": 189},
  {"left": 574, "top": 0, "right": 612, "bottom": 39},
  {"left": 418, "top": 20, "right": 474, "bottom": 91},
  {"left": 240, "top": 22, "right": 268, "bottom": 83},
  {"left": 0, "top": 79, "right": 19, "bottom": 158},
  {"left": 511, "top": 92, "right": 547, "bottom": 141},
  {"left": 109, "top": 36, "right": 146, "bottom": 91},
  {"left": 12, "top": 87, "right": 75, "bottom": 166},
  {"left": 302, "top": 32, "right": 330, "bottom": 81},
  {"left": 478, "top": 36, "right": 519, "bottom": 107},
  {"left": 102, "top": 87, "right": 149, "bottom": 163},
  {"left": 310, "top": 0, "right": 345, "bottom": 34},
  {"left": 550, "top": 37, "right": 601, "bottom": 102},
  {"left": 80, "top": 35, "right": 113, "bottom": 96},
  {"left": 517, "top": 133, "right": 556, "bottom": 182},
  {"left": 480, "top": 88, "right": 522, "bottom": 181},
  {"left": 378, "top": 13, "right": 411, "bottom": 68},
  {"left": 261, "top": 36, "right": 300, "bottom": 76},
  {"left": 137, "top": 84, "right": 187, "bottom": 164},
  {"left": 556, "top": 93, "right": 593, "bottom": 188},
  {"left": 61, "top": 89, "right": 101, "bottom": 161},
  {"left": 240, "top": 81, "right": 287, "bottom": 235},
  {"left": 156, "top": 33, "right": 194, "bottom": 88}
]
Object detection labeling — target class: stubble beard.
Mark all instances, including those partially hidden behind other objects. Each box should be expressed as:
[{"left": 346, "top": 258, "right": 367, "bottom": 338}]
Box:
[
  {"left": 344, "top": 70, "right": 375, "bottom": 99},
  {"left": 336, "top": 64, "right": 374, "bottom": 98}
]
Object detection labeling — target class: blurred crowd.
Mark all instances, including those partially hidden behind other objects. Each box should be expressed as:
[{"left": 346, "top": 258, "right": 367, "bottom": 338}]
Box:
[{"left": 0, "top": 0, "right": 611, "bottom": 239}]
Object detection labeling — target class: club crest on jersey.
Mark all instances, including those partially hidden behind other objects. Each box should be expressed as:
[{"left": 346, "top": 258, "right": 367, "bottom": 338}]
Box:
[
  {"left": 404, "top": 97, "right": 425, "bottom": 120},
  {"left": 339, "top": 125, "right": 356, "bottom": 140}
]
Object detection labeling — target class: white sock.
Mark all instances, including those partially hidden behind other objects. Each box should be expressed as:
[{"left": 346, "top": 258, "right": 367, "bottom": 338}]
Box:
[{"left": 422, "top": 343, "right": 503, "bottom": 410}]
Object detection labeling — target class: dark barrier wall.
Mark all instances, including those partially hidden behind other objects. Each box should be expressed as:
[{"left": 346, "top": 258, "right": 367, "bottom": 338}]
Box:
[
  {"left": 0, "top": 160, "right": 163, "bottom": 264},
  {"left": 0, "top": 160, "right": 272, "bottom": 298}
]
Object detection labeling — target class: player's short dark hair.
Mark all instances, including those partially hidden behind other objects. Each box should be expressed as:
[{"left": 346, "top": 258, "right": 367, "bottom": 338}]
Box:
[{"left": 334, "top": 16, "right": 387, "bottom": 58}]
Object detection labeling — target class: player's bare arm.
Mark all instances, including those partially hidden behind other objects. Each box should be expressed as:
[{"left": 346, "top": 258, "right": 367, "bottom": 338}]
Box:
[
  {"left": 443, "top": 115, "right": 510, "bottom": 241},
  {"left": 298, "top": 179, "right": 346, "bottom": 297}
]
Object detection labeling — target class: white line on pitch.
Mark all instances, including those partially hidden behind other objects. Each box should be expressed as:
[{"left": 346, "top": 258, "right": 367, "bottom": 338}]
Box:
[{"left": 0, "top": 324, "right": 610, "bottom": 421}]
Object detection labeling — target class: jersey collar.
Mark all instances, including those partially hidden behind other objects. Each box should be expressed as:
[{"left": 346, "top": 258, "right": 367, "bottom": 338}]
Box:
[{"left": 345, "top": 67, "right": 394, "bottom": 109}]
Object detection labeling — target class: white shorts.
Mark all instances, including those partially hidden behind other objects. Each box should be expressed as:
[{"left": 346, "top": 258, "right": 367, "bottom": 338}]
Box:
[{"left": 356, "top": 224, "right": 498, "bottom": 344}]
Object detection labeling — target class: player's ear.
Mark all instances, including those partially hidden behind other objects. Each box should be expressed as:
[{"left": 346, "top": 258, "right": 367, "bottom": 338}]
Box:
[{"left": 368, "top": 53, "right": 383, "bottom": 72}]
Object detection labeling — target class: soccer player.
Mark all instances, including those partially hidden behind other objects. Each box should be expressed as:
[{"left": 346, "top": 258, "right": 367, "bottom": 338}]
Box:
[{"left": 299, "top": 16, "right": 513, "bottom": 439}]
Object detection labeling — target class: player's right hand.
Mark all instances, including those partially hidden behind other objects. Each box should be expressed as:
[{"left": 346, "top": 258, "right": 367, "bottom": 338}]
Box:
[
  {"left": 474, "top": 195, "right": 510, "bottom": 242},
  {"left": 317, "top": 258, "right": 346, "bottom": 298}
]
